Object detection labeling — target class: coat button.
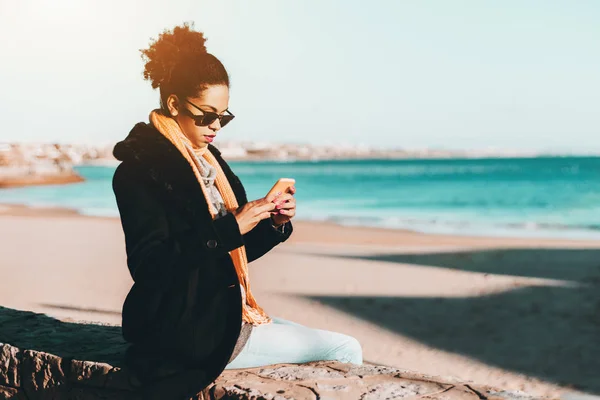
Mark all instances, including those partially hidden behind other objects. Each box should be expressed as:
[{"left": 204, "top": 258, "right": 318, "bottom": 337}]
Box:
[{"left": 206, "top": 239, "right": 218, "bottom": 249}]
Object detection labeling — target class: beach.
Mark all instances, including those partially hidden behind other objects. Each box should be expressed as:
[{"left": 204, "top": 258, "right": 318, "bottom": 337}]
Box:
[{"left": 1, "top": 203, "right": 599, "bottom": 398}]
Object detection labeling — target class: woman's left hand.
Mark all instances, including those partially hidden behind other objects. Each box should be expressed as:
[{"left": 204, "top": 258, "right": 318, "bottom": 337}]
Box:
[{"left": 271, "top": 186, "right": 296, "bottom": 226}]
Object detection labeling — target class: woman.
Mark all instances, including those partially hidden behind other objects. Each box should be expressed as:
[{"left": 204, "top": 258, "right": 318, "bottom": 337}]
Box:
[{"left": 112, "top": 23, "right": 362, "bottom": 397}]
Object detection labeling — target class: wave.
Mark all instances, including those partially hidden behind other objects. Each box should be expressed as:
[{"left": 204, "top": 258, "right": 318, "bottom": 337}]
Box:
[
  {"left": 4, "top": 158, "right": 600, "bottom": 240},
  {"left": 297, "top": 213, "right": 600, "bottom": 240},
  {"left": 4, "top": 196, "right": 600, "bottom": 240}
]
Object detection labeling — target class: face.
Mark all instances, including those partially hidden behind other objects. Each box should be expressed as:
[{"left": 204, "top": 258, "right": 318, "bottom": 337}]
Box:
[{"left": 166, "top": 84, "right": 231, "bottom": 148}]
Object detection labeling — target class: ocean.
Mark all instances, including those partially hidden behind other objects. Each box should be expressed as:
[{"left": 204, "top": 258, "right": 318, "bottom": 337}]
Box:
[{"left": 2, "top": 156, "right": 600, "bottom": 240}]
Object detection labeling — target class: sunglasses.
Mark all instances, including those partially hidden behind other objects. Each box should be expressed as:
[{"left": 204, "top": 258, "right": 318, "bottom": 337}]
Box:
[{"left": 181, "top": 98, "right": 235, "bottom": 128}]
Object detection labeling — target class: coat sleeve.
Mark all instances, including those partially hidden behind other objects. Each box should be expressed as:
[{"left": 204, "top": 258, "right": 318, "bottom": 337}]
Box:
[
  {"left": 112, "top": 164, "right": 244, "bottom": 290},
  {"left": 242, "top": 218, "right": 293, "bottom": 263},
  {"left": 205, "top": 146, "right": 294, "bottom": 263}
]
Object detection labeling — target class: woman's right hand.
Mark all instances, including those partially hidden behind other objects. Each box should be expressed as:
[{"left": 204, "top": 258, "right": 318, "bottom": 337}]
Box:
[{"left": 232, "top": 193, "right": 281, "bottom": 235}]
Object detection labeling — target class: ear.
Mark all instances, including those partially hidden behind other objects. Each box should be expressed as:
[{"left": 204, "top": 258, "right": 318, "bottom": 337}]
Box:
[{"left": 166, "top": 94, "right": 180, "bottom": 117}]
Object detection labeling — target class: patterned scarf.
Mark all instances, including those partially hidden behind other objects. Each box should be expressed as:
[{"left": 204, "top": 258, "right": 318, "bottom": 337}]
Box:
[{"left": 149, "top": 109, "right": 271, "bottom": 325}]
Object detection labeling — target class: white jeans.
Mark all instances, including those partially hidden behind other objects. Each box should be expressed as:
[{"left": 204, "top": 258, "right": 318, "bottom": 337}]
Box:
[{"left": 224, "top": 316, "right": 363, "bottom": 369}]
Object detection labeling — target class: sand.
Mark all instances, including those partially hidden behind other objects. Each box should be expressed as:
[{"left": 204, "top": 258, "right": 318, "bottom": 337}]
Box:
[{"left": 1, "top": 203, "right": 599, "bottom": 398}]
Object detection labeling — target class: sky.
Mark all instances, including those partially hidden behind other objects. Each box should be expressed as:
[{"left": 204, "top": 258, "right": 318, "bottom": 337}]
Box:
[{"left": 0, "top": 0, "right": 599, "bottom": 152}]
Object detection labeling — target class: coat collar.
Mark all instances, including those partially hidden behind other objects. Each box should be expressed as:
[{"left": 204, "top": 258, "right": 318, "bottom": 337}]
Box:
[
  {"left": 113, "top": 122, "right": 247, "bottom": 215},
  {"left": 113, "top": 122, "right": 222, "bottom": 168}
]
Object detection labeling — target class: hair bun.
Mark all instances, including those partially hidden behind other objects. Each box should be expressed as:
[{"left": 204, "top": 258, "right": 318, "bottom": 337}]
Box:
[{"left": 140, "top": 22, "right": 208, "bottom": 89}]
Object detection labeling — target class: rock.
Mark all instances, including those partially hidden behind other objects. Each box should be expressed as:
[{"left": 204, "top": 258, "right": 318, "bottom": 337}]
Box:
[
  {"left": 0, "top": 306, "right": 554, "bottom": 400},
  {"left": 0, "top": 172, "right": 85, "bottom": 189},
  {"left": 210, "top": 361, "right": 502, "bottom": 400},
  {"left": 21, "top": 350, "right": 68, "bottom": 399},
  {"left": 68, "top": 360, "right": 113, "bottom": 388},
  {"left": 0, "top": 385, "right": 27, "bottom": 399},
  {"left": 0, "top": 345, "right": 20, "bottom": 387}
]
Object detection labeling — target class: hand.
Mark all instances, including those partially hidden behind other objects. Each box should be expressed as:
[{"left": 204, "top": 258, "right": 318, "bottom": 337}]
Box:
[
  {"left": 232, "top": 194, "right": 279, "bottom": 235},
  {"left": 271, "top": 186, "right": 296, "bottom": 227}
]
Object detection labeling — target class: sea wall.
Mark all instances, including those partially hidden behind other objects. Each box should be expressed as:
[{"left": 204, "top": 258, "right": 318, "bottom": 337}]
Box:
[{"left": 0, "top": 306, "right": 546, "bottom": 400}]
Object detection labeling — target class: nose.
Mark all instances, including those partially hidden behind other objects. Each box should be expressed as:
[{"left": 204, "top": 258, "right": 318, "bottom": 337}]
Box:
[{"left": 208, "top": 118, "right": 221, "bottom": 132}]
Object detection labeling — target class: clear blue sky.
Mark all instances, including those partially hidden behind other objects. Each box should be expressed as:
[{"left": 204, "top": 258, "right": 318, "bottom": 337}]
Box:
[{"left": 1, "top": 0, "right": 599, "bottom": 152}]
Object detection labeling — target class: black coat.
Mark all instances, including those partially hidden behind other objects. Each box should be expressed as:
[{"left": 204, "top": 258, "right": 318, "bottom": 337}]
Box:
[{"left": 112, "top": 122, "right": 293, "bottom": 396}]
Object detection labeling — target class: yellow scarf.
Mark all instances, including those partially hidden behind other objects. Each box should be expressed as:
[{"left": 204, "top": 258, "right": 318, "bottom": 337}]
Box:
[{"left": 149, "top": 110, "right": 271, "bottom": 326}]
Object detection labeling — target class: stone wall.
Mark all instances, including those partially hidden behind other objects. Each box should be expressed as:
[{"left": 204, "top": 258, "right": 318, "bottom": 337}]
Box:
[{"left": 0, "top": 306, "right": 549, "bottom": 400}]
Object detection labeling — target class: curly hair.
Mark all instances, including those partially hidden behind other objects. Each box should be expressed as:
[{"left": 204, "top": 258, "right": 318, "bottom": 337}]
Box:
[{"left": 140, "top": 22, "right": 230, "bottom": 112}]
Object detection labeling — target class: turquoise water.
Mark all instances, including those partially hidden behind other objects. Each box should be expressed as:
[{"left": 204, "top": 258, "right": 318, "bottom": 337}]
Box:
[{"left": 2, "top": 156, "right": 600, "bottom": 239}]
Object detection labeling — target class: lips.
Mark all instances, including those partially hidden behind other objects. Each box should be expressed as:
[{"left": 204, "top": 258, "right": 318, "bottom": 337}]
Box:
[{"left": 204, "top": 135, "right": 216, "bottom": 143}]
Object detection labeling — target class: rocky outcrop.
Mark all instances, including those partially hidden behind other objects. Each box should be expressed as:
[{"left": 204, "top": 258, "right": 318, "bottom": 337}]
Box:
[
  {"left": 0, "top": 143, "right": 87, "bottom": 188},
  {"left": 0, "top": 306, "right": 549, "bottom": 400},
  {"left": 209, "top": 362, "right": 546, "bottom": 400},
  {"left": 0, "top": 172, "right": 84, "bottom": 188}
]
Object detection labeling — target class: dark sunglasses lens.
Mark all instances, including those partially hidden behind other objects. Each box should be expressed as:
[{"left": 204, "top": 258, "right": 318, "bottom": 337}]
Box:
[
  {"left": 220, "top": 115, "right": 235, "bottom": 127},
  {"left": 192, "top": 113, "right": 215, "bottom": 127},
  {"left": 192, "top": 112, "right": 234, "bottom": 127}
]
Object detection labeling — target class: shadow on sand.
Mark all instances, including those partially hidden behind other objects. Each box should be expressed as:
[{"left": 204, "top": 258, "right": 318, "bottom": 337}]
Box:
[
  {"left": 0, "top": 305, "right": 127, "bottom": 366},
  {"left": 306, "top": 247, "right": 600, "bottom": 393}
]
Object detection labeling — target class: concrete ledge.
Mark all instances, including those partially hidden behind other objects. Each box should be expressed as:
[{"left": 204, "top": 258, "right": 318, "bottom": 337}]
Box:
[{"left": 0, "top": 306, "right": 550, "bottom": 400}]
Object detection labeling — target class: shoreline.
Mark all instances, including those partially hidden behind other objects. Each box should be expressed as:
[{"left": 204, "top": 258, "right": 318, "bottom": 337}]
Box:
[
  {"left": 2, "top": 202, "right": 600, "bottom": 248},
  {"left": 4, "top": 157, "right": 600, "bottom": 242},
  {"left": 4, "top": 197, "right": 600, "bottom": 242}
]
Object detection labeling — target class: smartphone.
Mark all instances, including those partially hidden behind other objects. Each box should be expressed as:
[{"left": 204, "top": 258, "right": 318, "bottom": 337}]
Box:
[{"left": 266, "top": 178, "right": 296, "bottom": 198}]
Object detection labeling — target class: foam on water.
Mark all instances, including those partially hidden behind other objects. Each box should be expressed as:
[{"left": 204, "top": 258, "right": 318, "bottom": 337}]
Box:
[{"left": 2, "top": 156, "right": 600, "bottom": 240}]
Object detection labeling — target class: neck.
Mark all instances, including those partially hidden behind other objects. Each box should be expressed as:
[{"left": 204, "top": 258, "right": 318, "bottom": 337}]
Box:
[
  {"left": 177, "top": 131, "right": 209, "bottom": 154},
  {"left": 193, "top": 145, "right": 209, "bottom": 157},
  {"left": 149, "top": 109, "right": 210, "bottom": 156}
]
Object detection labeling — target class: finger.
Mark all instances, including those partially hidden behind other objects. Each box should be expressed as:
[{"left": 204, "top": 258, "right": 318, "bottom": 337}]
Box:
[
  {"left": 288, "top": 186, "right": 296, "bottom": 195},
  {"left": 257, "top": 202, "right": 277, "bottom": 213},
  {"left": 277, "top": 197, "right": 295, "bottom": 208},
  {"left": 266, "top": 191, "right": 283, "bottom": 203},
  {"left": 256, "top": 196, "right": 277, "bottom": 208},
  {"left": 274, "top": 193, "right": 294, "bottom": 204},
  {"left": 258, "top": 211, "right": 273, "bottom": 221},
  {"left": 277, "top": 201, "right": 295, "bottom": 211},
  {"left": 276, "top": 210, "right": 294, "bottom": 220}
]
